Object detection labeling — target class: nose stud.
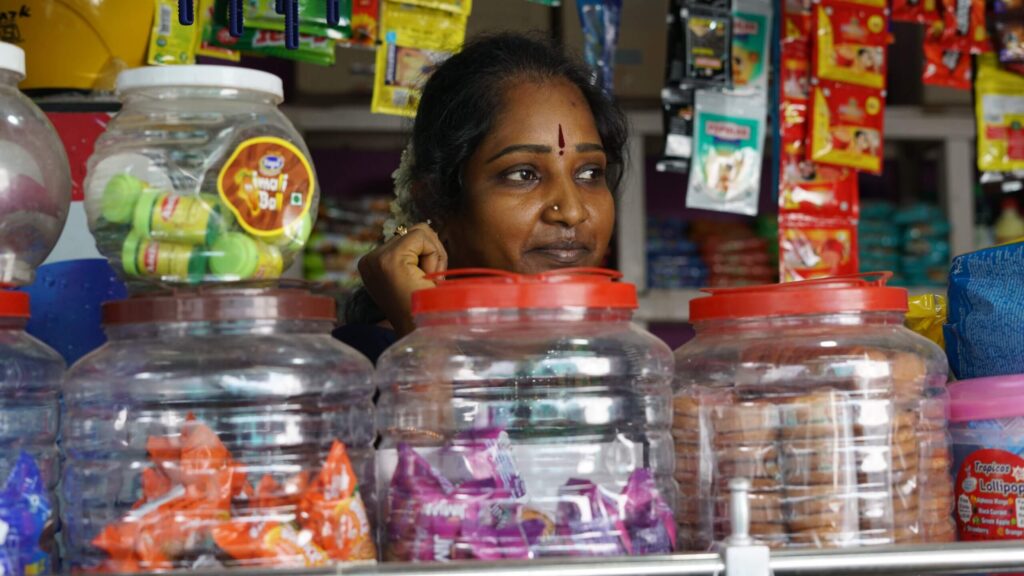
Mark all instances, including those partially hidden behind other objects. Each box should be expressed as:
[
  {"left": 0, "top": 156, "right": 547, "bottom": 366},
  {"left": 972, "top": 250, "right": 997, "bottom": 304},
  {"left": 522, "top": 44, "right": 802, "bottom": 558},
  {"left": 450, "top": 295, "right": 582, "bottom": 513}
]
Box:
[{"left": 553, "top": 205, "right": 560, "bottom": 212}]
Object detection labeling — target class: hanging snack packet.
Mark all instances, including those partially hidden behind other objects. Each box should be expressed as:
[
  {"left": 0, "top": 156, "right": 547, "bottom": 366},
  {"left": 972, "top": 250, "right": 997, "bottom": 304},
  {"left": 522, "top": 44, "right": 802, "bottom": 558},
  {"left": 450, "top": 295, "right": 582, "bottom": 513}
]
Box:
[
  {"left": 206, "top": 0, "right": 337, "bottom": 64},
  {"left": 578, "top": 0, "right": 623, "bottom": 94},
  {"left": 686, "top": 89, "right": 765, "bottom": 216},
  {"left": 975, "top": 54, "right": 1024, "bottom": 172},
  {"left": 813, "top": 0, "right": 889, "bottom": 89},
  {"left": 993, "top": 18, "right": 1024, "bottom": 62},
  {"left": 892, "top": 0, "right": 941, "bottom": 23},
  {"left": 148, "top": 0, "right": 200, "bottom": 65},
  {"left": 397, "top": 0, "right": 472, "bottom": 15},
  {"left": 922, "top": 35, "right": 972, "bottom": 90},
  {"left": 243, "top": 0, "right": 352, "bottom": 41},
  {"left": 779, "top": 213, "right": 859, "bottom": 282},
  {"left": 197, "top": 0, "right": 241, "bottom": 61},
  {"left": 781, "top": 41, "right": 811, "bottom": 155},
  {"left": 657, "top": 87, "right": 697, "bottom": 174},
  {"left": 809, "top": 80, "right": 886, "bottom": 173},
  {"left": 350, "top": 0, "right": 379, "bottom": 46},
  {"left": 779, "top": 152, "right": 858, "bottom": 218},
  {"left": 682, "top": 7, "right": 733, "bottom": 87},
  {"left": 783, "top": 0, "right": 813, "bottom": 42},
  {"left": 372, "top": 1, "right": 469, "bottom": 117},
  {"left": 941, "top": 0, "right": 991, "bottom": 52},
  {"left": 731, "top": 0, "right": 772, "bottom": 93}
]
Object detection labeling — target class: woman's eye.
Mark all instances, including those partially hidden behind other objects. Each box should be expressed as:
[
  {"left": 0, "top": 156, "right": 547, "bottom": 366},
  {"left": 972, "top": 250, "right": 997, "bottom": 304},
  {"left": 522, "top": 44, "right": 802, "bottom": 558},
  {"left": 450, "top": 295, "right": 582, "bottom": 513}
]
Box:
[
  {"left": 577, "top": 167, "right": 605, "bottom": 181},
  {"left": 505, "top": 168, "right": 540, "bottom": 182}
]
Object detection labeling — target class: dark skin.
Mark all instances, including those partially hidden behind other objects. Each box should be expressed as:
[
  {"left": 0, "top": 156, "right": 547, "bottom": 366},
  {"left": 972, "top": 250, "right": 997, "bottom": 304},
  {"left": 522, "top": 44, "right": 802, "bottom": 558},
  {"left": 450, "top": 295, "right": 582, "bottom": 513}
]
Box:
[{"left": 358, "top": 79, "right": 616, "bottom": 336}]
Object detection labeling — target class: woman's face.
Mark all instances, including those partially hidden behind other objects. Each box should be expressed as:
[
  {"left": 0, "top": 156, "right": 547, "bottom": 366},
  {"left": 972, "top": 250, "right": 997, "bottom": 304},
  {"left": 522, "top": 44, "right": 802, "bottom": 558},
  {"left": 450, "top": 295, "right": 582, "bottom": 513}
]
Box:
[{"left": 443, "top": 79, "right": 616, "bottom": 274}]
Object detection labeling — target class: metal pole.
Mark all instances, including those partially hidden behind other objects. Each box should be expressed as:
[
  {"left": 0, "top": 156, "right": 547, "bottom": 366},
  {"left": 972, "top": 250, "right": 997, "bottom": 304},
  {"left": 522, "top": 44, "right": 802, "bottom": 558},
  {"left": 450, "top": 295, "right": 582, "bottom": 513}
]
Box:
[{"left": 770, "top": 541, "right": 1024, "bottom": 575}]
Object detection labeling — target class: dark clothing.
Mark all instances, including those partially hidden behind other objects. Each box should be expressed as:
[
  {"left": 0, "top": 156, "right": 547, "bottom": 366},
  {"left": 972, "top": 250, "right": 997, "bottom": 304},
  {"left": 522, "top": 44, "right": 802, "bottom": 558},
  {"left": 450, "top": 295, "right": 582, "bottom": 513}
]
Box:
[{"left": 332, "top": 323, "right": 398, "bottom": 365}]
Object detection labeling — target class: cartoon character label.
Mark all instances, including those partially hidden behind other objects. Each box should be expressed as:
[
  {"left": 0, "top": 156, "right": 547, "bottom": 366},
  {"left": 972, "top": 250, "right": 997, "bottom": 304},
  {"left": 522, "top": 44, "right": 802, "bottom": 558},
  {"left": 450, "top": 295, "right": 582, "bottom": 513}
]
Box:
[
  {"left": 809, "top": 81, "right": 886, "bottom": 173},
  {"left": 813, "top": 1, "right": 890, "bottom": 89},
  {"left": 217, "top": 137, "right": 315, "bottom": 236},
  {"left": 955, "top": 448, "right": 1024, "bottom": 540},
  {"left": 731, "top": 4, "right": 771, "bottom": 93}
]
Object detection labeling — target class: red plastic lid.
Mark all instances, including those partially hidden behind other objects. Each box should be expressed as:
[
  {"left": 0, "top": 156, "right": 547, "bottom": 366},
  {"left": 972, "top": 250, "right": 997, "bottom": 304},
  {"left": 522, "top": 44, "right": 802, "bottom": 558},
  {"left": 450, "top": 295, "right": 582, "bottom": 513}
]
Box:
[
  {"left": 689, "top": 272, "right": 908, "bottom": 322},
  {"left": 411, "top": 268, "right": 638, "bottom": 314},
  {"left": 0, "top": 291, "right": 29, "bottom": 318}
]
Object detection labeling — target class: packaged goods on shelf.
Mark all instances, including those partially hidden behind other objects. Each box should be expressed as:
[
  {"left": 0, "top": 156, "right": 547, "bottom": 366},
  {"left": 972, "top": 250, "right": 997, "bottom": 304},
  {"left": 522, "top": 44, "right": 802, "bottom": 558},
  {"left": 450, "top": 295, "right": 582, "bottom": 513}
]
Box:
[
  {"left": 83, "top": 65, "right": 318, "bottom": 287},
  {"left": 304, "top": 197, "right": 390, "bottom": 289},
  {"left": 61, "top": 289, "right": 376, "bottom": 571},
  {"left": 375, "top": 270, "right": 676, "bottom": 561},
  {"left": 674, "top": 274, "right": 954, "bottom": 550}
]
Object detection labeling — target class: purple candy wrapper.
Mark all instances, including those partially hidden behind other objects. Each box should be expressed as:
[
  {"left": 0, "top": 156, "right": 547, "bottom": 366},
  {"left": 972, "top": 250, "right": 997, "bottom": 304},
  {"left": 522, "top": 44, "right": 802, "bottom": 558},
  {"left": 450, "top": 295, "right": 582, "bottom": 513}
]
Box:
[
  {"left": 622, "top": 469, "right": 676, "bottom": 555},
  {"left": 555, "top": 478, "right": 629, "bottom": 556},
  {"left": 441, "top": 429, "right": 526, "bottom": 499},
  {"left": 0, "top": 452, "right": 52, "bottom": 575},
  {"left": 454, "top": 518, "right": 546, "bottom": 560}
]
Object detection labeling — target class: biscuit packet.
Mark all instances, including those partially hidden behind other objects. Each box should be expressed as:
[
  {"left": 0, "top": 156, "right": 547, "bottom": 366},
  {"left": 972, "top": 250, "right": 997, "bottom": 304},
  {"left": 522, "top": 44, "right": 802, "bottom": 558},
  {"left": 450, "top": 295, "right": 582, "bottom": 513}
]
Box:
[
  {"left": 371, "top": 0, "right": 469, "bottom": 117},
  {"left": 731, "top": 0, "right": 772, "bottom": 94},
  {"left": 686, "top": 89, "right": 766, "bottom": 216},
  {"left": 781, "top": 41, "right": 812, "bottom": 155},
  {"left": 809, "top": 80, "right": 886, "bottom": 173},
  {"left": 783, "top": 0, "right": 813, "bottom": 42},
  {"left": 975, "top": 54, "right": 1024, "bottom": 172},
  {"left": 922, "top": 33, "right": 972, "bottom": 90},
  {"left": 779, "top": 213, "right": 859, "bottom": 282},
  {"left": 813, "top": 0, "right": 890, "bottom": 90},
  {"left": 779, "top": 152, "right": 858, "bottom": 218}
]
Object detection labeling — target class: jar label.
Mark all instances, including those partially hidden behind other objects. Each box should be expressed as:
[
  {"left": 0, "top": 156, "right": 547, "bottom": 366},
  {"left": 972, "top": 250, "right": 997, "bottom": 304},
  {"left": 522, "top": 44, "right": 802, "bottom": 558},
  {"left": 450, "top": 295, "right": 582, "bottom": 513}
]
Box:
[
  {"left": 217, "top": 137, "right": 314, "bottom": 237},
  {"left": 955, "top": 447, "right": 1024, "bottom": 540}
]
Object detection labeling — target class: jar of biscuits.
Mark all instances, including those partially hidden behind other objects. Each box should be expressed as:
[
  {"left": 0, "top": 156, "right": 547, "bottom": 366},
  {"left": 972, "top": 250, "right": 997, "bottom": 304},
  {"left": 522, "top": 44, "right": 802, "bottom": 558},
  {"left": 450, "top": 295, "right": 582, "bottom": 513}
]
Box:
[
  {"left": 674, "top": 273, "right": 952, "bottom": 550},
  {"left": 375, "top": 269, "right": 677, "bottom": 562}
]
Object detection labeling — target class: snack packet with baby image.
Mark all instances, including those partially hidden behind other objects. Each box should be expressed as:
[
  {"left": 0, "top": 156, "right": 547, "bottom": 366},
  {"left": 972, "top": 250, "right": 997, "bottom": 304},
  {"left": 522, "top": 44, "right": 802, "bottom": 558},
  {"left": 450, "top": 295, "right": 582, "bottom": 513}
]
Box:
[{"left": 686, "top": 90, "right": 766, "bottom": 216}]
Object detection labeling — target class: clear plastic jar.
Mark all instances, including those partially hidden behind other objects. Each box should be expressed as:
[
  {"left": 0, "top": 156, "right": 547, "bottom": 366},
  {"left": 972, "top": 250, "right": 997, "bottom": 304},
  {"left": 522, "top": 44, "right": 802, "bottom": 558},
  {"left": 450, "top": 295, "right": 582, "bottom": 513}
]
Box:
[
  {"left": 60, "top": 289, "right": 376, "bottom": 571},
  {"left": 673, "top": 274, "right": 952, "bottom": 550},
  {"left": 0, "top": 292, "right": 65, "bottom": 574},
  {"left": 84, "top": 66, "right": 318, "bottom": 287},
  {"left": 0, "top": 42, "right": 71, "bottom": 285},
  {"left": 375, "top": 269, "right": 677, "bottom": 562}
]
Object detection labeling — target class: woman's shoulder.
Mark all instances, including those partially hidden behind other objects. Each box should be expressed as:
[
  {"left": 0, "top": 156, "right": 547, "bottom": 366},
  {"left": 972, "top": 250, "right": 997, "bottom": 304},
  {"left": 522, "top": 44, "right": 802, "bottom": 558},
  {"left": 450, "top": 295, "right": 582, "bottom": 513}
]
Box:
[{"left": 332, "top": 323, "right": 398, "bottom": 365}]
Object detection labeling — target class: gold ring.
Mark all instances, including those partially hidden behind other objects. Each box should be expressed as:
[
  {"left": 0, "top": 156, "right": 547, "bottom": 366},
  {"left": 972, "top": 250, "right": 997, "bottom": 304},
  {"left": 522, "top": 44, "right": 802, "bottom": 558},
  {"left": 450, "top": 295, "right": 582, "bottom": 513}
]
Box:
[{"left": 395, "top": 224, "right": 409, "bottom": 237}]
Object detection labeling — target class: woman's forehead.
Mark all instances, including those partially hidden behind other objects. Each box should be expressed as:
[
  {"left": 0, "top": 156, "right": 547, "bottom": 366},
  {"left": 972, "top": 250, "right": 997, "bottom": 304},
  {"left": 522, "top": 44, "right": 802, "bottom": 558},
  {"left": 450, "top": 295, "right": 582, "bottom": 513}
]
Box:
[{"left": 487, "top": 80, "right": 600, "bottom": 144}]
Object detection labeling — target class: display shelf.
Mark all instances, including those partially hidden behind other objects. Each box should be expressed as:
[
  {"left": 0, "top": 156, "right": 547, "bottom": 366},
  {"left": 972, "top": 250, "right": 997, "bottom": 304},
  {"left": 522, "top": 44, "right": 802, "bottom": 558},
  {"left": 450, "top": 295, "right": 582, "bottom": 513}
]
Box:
[{"left": 637, "top": 286, "right": 944, "bottom": 323}]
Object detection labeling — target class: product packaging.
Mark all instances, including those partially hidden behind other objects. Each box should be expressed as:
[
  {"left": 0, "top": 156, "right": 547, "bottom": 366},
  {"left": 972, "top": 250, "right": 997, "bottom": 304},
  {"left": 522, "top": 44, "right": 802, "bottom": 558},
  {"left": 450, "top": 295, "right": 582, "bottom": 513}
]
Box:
[
  {"left": 975, "top": 54, "right": 1024, "bottom": 173},
  {"left": 781, "top": 41, "right": 812, "bottom": 155},
  {"left": 783, "top": 0, "right": 813, "bottom": 42},
  {"left": 657, "top": 87, "right": 696, "bottom": 173},
  {"left": 892, "top": 0, "right": 941, "bottom": 23},
  {"left": 993, "top": 18, "right": 1024, "bottom": 62},
  {"left": 205, "top": 0, "right": 338, "bottom": 64},
  {"left": 731, "top": 0, "right": 772, "bottom": 93},
  {"left": 197, "top": 0, "right": 242, "bottom": 61},
  {"left": 779, "top": 153, "right": 858, "bottom": 217},
  {"left": 946, "top": 240, "right": 1024, "bottom": 379},
  {"left": 942, "top": 0, "right": 992, "bottom": 53},
  {"left": 922, "top": 34, "right": 972, "bottom": 90},
  {"left": 371, "top": 0, "right": 469, "bottom": 117},
  {"left": 578, "top": 0, "right": 623, "bottom": 95},
  {"left": 906, "top": 294, "right": 947, "bottom": 348},
  {"left": 779, "top": 214, "right": 859, "bottom": 281},
  {"left": 243, "top": 0, "right": 353, "bottom": 41},
  {"left": 686, "top": 90, "right": 766, "bottom": 215},
  {"left": 681, "top": 7, "right": 734, "bottom": 87},
  {"left": 813, "top": 0, "right": 890, "bottom": 89},
  {"left": 809, "top": 80, "right": 886, "bottom": 173},
  {"left": 148, "top": 0, "right": 200, "bottom": 65},
  {"left": 351, "top": 0, "right": 380, "bottom": 45}
]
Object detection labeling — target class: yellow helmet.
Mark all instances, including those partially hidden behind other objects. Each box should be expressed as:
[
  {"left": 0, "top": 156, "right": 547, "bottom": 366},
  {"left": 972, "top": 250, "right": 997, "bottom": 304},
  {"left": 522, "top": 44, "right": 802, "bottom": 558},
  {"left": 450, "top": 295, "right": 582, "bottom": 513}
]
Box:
[{"left": 2, "top": 0, "right": 154, "bottom": 91}]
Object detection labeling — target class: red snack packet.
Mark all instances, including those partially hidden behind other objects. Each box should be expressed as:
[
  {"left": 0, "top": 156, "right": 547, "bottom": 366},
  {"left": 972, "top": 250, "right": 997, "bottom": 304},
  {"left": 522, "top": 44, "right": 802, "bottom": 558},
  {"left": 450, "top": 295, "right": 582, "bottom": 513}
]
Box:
[
  {"left": 813, "top": 0, "right": 890, "bottom": 89},
  {"left": 299, "top": 441, "right": 376, "bottom": 561},
  {"left": 784, "top": 0, "right": 813, "bottom": 42},
  {"left": 212, "top": 520, "right": 331, "bottom": 568},
  {"left": 943, "top": 0, "right": 992, "bottom": 52},
  {"left": 779, "top": 213, "right": 859, "bottom": 282},
  {"left": 809, "top": 81, "right": 886, "bottom": 174},
  {"left": 923, "top": 36, "right": 972, "bottom": 89},
  {"left": 139, "top": 467, "right": 174, "bottom": 503},
  {"left": 254, "top": 472, "right": 311, "bottom": 510},
  {"left": 779, "top": 152, "right": 859, "bottom": 218},
  {"left": 892, "top": 0, "right": 942, "bottom": 23},
  {"left": 781, "top": 41, "right": 812, "bottom": 155}
]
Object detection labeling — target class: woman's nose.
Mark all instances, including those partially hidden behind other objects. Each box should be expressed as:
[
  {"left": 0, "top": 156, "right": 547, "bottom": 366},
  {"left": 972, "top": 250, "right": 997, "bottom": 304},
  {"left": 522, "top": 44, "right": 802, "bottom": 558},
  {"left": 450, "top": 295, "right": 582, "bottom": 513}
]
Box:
[{"left": 542, "top": 175, "right": 588, "bottom": 227}]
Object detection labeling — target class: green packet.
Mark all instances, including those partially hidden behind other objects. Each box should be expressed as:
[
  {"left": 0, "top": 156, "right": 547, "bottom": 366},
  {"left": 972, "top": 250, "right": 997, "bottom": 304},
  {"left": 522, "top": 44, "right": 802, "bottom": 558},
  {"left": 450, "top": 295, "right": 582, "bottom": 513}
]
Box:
[
  {"left": 525, "top": 0, "right": 561, "bottom": 5},
  {"left": 226, "top": 0, "right": 353, "bottom": 41},
  {"left": 207, "top": 0, "right": 337, "bottom": 64}
]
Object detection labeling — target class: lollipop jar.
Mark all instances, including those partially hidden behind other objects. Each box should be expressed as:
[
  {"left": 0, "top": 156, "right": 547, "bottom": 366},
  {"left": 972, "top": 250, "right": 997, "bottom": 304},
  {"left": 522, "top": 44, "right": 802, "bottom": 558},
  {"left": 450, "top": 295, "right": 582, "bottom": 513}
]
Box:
[
  {"left": 60, "top": 289, "right": 375, "bottom": 571},
  {"left": 84, "top": 65, "right": 317, "bottom": 287},
  {"left": 0, "top": 42, "right": 71, "bottom": 285},
  {"left": 673, "top": 273, "right": 952, "bottom": 550},
  {"left": 375, "top": 269, "right": 677, "bottom": 562},
  {"left": 0, "top": 292, "right": 65, "bottom": 574}
]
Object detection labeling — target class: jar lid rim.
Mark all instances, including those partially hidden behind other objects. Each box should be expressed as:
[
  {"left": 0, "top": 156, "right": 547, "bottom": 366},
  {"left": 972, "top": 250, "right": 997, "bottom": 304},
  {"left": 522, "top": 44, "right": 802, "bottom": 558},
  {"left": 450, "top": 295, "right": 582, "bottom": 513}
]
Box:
[
  {"left": 0, "top": 42, "right": 24, "bottom": 78},
  {"left": 950, "top": 374, "right": 1024, "bottom": 422},
  {"left": 103, "top": 287, "right": 334, "bottom": 324},
  {"left": 0, "top": 291, "right": 28, "bottom": 318},
  {"left": 116, "top": 65, "right": 284, "bottom": 101}
]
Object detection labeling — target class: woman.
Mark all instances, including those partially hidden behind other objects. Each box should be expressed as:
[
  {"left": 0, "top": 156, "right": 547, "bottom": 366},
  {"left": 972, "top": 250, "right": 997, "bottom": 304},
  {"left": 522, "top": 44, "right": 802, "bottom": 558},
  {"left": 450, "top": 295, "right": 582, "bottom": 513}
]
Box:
[{"left": 335, "top": 33, "right": 629, "bottom": 362}]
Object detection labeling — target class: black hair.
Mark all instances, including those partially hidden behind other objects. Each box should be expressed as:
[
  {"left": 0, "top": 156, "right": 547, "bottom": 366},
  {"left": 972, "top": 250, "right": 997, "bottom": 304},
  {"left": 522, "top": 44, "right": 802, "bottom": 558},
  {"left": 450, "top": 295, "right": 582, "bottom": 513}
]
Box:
[{"left": 344, "top": 32, "right": 629, "bottom": 326}]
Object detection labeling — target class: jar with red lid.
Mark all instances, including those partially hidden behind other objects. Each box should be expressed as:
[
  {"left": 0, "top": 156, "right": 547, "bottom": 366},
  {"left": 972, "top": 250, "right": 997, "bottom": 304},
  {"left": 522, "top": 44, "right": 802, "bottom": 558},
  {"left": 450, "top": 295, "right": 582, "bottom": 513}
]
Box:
[
  {"left": 375, "top": 269, "right": 677, "bottom": 562},
  {"left": 60, "top": 289, "right": 376, "bottom": 571},
  {"left": 673, "top": 273, "right": 951, "bottom": 551}
]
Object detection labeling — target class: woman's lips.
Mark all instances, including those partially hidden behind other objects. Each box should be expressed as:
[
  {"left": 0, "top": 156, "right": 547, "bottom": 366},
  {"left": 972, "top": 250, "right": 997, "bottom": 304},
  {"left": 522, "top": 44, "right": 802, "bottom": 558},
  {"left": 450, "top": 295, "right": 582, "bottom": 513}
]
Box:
[{"left": 528, "top": 242, "right": 592, "bottom": 265}]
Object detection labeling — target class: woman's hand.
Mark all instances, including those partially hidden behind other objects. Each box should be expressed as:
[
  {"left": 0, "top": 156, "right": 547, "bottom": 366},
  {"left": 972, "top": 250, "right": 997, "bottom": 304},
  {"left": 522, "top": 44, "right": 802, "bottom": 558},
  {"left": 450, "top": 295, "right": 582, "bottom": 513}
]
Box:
[{"left": 357, "top": 223, "right": 448, "bottom": 337}]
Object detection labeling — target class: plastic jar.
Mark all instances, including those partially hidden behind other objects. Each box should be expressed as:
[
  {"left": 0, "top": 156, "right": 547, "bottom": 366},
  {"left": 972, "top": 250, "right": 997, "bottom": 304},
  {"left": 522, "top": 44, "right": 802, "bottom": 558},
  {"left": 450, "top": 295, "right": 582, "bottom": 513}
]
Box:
[
  {"left": 0, "top": 42, "right": 71, "bottom": 285},
  {"left": 60, "top": 289, "right": 376, "bottom": 571},
  {"left": 949, "top": 374, "right": 1024, "bottom": 541},
  {"left": 83, "top": 65, "right": 318, "bottom": 287},
  {"left": 375, "top": 269, "right": 677, "bottom": 562},
  {"left": 0, "top": 292, "right": 65, "bottom": 574},
  {"left": 673, "top": 274, "right": 951, "bottom": 550}
]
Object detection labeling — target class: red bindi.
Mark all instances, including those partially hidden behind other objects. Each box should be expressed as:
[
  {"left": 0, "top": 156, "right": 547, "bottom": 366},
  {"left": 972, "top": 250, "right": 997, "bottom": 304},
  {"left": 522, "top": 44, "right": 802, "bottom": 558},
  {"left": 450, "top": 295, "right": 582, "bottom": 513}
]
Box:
[{"left": 558, "top": 124, "right": 565, "bottom": 156}]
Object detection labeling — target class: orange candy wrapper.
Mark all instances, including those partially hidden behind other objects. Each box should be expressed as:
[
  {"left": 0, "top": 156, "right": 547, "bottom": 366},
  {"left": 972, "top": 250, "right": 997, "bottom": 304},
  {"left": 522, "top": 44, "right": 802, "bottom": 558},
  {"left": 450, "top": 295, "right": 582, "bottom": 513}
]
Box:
[
  {"left": 813, "top": 0, "right": 890, "bottom": 89},
  {"left": 90, "top": 421, "right": 374, "bottom": 570},
  {"left": 809, "top": 81, "right": 886, "bottom": 173}
]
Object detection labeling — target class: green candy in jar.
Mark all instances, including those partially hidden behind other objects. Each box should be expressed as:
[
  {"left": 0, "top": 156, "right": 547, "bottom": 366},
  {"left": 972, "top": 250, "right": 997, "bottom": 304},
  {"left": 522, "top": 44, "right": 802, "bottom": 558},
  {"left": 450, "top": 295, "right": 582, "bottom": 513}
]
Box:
[
  {"left": 209, "top": 233, "right": 284, "bottom": 280},
  {"left": 122, "top": 232, "right": 208, "bottom": 283},
  {"left": 102, "top": 173, "right": 233, "bottom": 245}
]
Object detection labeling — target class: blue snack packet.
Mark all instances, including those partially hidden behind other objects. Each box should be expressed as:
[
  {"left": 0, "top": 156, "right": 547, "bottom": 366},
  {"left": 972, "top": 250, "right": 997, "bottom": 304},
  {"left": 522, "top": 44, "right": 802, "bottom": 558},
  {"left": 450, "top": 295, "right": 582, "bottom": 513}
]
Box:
[
  {"left": 945, "top": 241, "right": 1024, "bottom": 379},
  {"left": 0, "top": 452, "right": 53, "bottom": 576}
]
